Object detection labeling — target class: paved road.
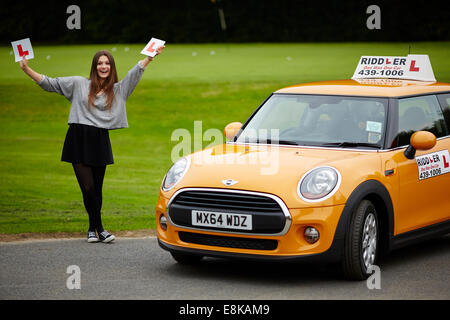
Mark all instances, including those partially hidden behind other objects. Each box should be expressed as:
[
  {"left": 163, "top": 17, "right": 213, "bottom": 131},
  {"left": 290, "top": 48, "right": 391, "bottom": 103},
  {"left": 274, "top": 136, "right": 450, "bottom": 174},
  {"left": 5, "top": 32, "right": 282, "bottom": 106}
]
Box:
[{"left": 0, "top": 235, "right": 449, "bottom": 300}]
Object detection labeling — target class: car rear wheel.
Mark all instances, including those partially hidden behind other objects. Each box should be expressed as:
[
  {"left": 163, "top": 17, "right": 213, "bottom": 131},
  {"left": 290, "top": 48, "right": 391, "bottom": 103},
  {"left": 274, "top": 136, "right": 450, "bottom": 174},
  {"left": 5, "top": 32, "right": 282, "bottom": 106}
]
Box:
[
  {"left": 342, "top": 199, "right": 378, "bottom": 280},
  {"left": 170, "top": 251, "right": 203, "bottom": 265}
]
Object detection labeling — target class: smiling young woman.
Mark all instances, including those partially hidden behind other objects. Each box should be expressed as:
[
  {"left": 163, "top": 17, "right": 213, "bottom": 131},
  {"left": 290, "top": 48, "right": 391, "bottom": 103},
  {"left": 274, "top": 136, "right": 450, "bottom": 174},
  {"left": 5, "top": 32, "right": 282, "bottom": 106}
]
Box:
[
  {"left": 88, "top": 51, "right": 118, "bottom": 110},
  {"left": 19, "top": 46, "right": 165, "bottom": 243}
]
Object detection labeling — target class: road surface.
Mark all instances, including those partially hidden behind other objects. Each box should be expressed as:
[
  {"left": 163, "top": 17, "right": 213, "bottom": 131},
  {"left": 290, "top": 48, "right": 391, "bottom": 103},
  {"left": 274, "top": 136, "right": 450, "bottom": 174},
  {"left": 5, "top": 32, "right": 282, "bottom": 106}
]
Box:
[{"left": 0, "top": 235, "right": 449, "bottom": 300}]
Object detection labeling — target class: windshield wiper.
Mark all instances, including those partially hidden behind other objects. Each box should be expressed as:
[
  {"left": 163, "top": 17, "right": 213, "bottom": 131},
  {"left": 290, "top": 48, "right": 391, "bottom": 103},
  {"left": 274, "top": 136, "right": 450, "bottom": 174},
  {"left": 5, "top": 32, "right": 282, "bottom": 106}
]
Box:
[
  {"left": 320, "top": 142, "right": 381, "bottom": 149},
  {"left": 248, "top": 139, "right": 300, "bottom": 145}
]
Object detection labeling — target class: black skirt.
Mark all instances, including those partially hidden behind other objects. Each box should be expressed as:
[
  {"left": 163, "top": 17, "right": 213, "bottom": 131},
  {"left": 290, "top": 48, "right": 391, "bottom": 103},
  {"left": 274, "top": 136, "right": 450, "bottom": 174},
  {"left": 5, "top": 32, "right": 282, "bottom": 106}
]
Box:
[{"left": 61, "top": 123, "right": 114, "bottom": 166}]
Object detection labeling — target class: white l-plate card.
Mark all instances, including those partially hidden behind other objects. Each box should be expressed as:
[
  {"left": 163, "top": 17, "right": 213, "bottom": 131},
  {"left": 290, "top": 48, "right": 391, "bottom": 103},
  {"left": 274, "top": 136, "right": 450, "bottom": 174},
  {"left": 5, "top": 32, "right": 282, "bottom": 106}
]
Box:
[{"left": 141, "top": 38, "right": 165, "bottom": 58}]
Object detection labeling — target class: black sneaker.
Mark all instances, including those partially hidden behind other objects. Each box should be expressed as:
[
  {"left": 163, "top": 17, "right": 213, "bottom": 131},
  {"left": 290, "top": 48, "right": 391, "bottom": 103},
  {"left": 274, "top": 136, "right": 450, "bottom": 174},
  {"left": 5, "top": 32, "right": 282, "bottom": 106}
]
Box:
[
  {"left": 87, "top": 231, "right": 99, "bottom": 243},
  {"left": 98, "top": 230, "right": 115, "bottom": 243}
]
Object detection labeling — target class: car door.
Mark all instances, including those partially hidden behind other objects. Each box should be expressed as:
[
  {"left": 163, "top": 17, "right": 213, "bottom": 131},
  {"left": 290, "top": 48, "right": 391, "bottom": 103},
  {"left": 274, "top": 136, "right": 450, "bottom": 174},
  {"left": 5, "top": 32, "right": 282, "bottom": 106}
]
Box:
[{"left": 390, "top": 94, "right": 450, "bottom": 235}]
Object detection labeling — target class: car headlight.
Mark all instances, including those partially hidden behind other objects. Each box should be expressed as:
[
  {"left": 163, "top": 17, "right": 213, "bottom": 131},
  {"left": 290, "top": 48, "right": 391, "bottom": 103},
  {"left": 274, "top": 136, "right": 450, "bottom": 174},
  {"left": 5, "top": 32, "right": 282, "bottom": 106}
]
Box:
[
  {"left": 162, "top": 157, "right": 190, "bottom": 191},
  {"left": 298, "top": 166, "right": 341, "bottom": 202}
]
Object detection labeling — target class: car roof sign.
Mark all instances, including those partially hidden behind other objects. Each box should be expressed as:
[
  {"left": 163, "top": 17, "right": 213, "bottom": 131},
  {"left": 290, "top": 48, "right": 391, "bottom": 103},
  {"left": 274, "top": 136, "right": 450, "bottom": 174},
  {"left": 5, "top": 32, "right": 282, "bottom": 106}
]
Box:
[{"left": 352, "top": 54, "right": 436, "bottom": 82}]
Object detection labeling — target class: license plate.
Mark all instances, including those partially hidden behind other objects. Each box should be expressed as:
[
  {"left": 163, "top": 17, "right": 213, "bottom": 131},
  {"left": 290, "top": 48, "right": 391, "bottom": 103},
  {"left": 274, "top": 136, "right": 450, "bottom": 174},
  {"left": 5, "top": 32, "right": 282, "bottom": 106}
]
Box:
[{"left": 191, "top": 210, "right": 252, "bottom": 230}]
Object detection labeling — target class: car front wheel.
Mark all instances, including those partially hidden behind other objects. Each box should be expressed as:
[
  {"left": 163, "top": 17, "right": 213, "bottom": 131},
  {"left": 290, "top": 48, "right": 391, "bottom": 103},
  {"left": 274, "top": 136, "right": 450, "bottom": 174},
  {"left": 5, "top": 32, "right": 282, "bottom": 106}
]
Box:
[{"left": 342, "top": 199, "right": 379, "bottom": 280}]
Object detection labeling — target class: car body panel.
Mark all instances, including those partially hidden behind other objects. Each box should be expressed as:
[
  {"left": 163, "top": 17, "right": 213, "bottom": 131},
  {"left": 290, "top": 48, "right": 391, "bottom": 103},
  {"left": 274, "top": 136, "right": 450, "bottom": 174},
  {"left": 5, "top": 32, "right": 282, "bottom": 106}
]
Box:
[
  {"left": 390, "top": 138, "right": 450, "bottom": 234},
  {"left": 165, "top": 144, "right": 386, "bottom": 209}
]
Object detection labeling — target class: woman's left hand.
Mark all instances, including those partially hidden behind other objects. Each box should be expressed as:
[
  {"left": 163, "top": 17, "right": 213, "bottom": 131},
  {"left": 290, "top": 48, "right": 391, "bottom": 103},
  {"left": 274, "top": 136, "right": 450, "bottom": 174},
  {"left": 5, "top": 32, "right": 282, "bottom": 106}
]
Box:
[
  {"left": 155, "top": 45, "right": 165, "bottom": 56},
  {"left": 141, "top": 45, "right": 165, "bottom": 67}
]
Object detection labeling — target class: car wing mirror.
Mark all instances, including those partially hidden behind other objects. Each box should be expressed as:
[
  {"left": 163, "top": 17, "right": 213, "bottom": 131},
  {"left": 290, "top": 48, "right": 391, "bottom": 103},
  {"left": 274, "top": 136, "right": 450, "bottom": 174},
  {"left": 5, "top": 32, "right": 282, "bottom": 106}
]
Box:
[
  {"left": 224, "top": 122, "right": 243, "bottom": 141},
  {"left": 403, "top": 131, "right": 437, "bottom": 159}
]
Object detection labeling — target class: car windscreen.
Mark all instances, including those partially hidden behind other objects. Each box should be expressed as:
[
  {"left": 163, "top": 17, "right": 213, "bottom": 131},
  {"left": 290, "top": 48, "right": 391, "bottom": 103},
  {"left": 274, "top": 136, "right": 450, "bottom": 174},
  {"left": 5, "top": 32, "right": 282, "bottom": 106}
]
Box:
[{"left": 236, "top": 94, "right": 388, "bottom": 149}]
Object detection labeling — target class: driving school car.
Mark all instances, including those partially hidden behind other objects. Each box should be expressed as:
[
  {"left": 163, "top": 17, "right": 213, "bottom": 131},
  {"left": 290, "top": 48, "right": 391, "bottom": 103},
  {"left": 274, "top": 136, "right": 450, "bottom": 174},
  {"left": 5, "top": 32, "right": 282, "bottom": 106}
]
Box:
[{"left": 156, "top": 54, "right": 450, "bottom": 280}]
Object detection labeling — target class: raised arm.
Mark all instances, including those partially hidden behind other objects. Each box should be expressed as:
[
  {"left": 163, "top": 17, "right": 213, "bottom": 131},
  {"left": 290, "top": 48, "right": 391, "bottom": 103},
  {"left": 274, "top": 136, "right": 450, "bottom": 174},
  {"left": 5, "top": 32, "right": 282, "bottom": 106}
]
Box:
[
  {"left": 139, "top": 45, "right": 165, "bottom": 68},
  {"left": 119, "top": 45, "right": 165, "bottom": 98},
  {"left": 19, "top": 56, "right": 43, "bottom": 83},
  {"left": 20, "top": 56, "right": 77, "bottom": 100}
]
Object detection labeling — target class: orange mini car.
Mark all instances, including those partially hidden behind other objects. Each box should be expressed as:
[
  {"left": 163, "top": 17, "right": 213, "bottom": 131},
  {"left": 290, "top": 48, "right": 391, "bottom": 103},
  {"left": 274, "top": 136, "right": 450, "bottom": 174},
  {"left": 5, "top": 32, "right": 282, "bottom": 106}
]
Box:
[{"left": 156, "top": 55, "right": 450, "bottom": 280}]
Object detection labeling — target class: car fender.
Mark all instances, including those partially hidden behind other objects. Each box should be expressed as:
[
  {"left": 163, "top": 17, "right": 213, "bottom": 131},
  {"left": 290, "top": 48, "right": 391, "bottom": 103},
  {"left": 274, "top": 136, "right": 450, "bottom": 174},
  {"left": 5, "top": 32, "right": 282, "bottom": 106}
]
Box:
[{"left": 330, "top": 179, "right": 395, "bottom": 259}]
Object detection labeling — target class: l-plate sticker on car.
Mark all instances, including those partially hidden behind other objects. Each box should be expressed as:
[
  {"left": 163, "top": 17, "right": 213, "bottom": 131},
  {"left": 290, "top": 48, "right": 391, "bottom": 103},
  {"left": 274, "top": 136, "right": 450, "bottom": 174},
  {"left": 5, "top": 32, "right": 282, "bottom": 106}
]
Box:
[
  {"left": 191, "top": 210, "right": 252, "bottom": 230},
  {"left": 415, "top": 150, "right": 450, "bottom": 180}
]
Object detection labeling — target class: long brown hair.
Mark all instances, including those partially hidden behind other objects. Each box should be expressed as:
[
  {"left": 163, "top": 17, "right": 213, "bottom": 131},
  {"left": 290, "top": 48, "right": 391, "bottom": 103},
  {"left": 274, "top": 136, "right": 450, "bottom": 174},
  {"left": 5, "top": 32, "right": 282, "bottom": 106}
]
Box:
[{"left": 88, "top": 50, "right": 118, "bottom": 110}]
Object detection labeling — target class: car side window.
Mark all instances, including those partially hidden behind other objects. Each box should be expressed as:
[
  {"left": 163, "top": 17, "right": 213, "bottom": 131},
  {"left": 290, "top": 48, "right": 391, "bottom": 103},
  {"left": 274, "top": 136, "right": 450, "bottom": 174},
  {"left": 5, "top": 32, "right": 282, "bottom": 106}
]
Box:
[
  {"left": 437, "top": 93, "right": 450, "bottom": 130},
  {"left": 392, "top": 95, "right": 449, "bottom": 147}
]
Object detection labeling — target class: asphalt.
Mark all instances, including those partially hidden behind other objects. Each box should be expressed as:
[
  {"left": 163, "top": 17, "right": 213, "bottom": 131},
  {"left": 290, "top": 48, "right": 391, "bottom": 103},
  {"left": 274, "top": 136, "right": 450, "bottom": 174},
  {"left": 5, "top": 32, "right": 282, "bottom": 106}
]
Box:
[{"left": 0, "top": 235, "right": 449, "bottom": 300}]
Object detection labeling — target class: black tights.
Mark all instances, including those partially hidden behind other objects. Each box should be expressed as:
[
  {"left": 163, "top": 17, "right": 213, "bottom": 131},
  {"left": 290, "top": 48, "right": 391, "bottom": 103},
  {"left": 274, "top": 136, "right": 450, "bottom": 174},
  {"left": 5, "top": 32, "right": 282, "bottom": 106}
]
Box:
[{"left": 72, "top": 163, "right": 106, "bottom": 233}]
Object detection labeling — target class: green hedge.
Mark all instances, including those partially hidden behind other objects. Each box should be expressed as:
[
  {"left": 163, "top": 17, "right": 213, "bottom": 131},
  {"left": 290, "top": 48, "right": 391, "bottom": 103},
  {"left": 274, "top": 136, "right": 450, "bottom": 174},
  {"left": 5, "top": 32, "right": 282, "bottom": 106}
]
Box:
[{"left": 1, "top": 0, "right": 449, "bottom": 44}]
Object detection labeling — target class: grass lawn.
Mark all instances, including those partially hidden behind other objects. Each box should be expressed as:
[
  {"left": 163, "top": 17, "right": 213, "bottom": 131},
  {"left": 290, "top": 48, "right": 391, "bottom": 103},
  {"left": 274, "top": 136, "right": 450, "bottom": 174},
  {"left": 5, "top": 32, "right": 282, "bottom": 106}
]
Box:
[{"left": 0, "top": 42, "right": 449, "bottom": 234}]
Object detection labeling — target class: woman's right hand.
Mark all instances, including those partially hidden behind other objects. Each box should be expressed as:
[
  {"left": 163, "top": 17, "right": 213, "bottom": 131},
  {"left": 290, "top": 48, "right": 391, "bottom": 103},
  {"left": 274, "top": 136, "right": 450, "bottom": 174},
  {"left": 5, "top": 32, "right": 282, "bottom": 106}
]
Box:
[
  {"left": 19, "top": 56, "right": 29, "bottom": 71},
  {"left": 19, "top": 56, "right": 43, "bottom": 83}
]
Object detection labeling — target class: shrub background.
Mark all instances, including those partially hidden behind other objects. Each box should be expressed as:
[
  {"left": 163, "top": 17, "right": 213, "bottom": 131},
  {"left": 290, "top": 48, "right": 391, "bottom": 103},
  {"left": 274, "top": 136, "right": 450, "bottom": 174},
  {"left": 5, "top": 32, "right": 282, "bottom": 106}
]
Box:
[{"left": 1, "top": 0, "right": 449, "bottom": 44}]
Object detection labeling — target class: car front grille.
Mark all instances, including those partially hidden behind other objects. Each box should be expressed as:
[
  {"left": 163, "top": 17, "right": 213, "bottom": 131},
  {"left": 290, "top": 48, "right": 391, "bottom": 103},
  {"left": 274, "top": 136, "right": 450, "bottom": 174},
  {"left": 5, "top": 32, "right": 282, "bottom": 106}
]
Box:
[
  {"left": 173, "top": 190, "right": 281, "bottom": 212},
  {"left": 168, "top": 189, "right": 289, "bottom": 235},
  {"left": 179, "top": 231, "right": 278, "bottom": 251}
]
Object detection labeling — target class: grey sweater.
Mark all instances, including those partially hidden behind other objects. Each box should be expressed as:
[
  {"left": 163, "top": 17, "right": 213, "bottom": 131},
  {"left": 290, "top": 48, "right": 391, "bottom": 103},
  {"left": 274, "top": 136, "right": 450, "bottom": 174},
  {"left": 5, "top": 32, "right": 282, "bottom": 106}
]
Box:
[{"left": 37, "top": 62, "right": 146, "bottom": 129}]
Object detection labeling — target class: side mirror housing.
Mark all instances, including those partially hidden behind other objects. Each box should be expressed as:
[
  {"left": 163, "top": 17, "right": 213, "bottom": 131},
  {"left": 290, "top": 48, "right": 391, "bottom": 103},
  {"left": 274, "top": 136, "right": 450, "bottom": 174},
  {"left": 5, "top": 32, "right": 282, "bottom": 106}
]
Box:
[
  {"left": 224, "top": 122, "right": 243, "bottom": 141},
  {"left": 404, "top": 131, "right": 437, "bottom": 159}
]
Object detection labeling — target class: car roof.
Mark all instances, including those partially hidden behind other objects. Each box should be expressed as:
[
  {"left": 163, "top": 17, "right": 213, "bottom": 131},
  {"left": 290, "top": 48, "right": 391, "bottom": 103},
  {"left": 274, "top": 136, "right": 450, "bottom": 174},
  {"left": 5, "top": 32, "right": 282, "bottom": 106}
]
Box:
[{"left": 275, "top": 79, "right": 450, "bottom": 97}]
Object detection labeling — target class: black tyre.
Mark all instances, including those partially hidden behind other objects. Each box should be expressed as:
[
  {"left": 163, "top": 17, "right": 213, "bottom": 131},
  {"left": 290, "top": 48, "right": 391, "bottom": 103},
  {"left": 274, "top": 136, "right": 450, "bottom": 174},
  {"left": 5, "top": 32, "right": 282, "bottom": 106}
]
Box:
[
  {"left": 170, "top": 251, "right": 203, "bottom": 265},
  {"left": 342, "top": 199, "right": 379, "bottom": 280}
]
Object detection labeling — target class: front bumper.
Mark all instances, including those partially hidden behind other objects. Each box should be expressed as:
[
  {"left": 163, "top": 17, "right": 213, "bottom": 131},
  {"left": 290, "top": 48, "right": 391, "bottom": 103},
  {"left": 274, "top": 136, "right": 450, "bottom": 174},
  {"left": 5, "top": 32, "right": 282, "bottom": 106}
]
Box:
[
  {"left": 158, "top": 238, "right": 342, "bottom": 263},
  {"left": 156, "top": 188, "right": 346, "bottom": 262}
]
